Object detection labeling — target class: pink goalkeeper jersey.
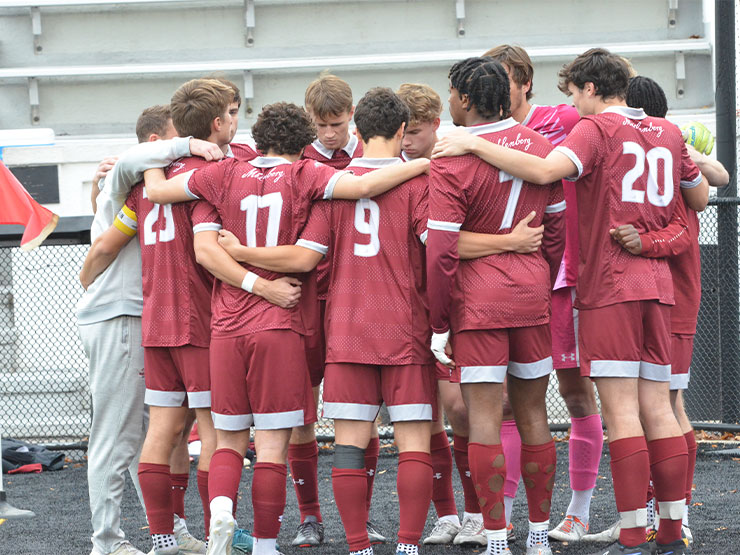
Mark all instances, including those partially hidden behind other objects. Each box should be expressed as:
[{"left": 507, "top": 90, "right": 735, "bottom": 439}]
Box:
[
  {"left": 554, "top": 106, "right": 702, "bottom": 310},
  {"left": 427, "top": 118, "right": 564, "bottom": 334},
  {"left": 297, "top": 159, "right": 433, "bottom": 366},
  {"left": 522, "top": 104, "right": 581, "bottom": 288}
]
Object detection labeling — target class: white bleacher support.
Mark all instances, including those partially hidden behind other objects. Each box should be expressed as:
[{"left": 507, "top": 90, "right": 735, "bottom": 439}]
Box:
[
  {"left": 455, "top": 0, "right": 465, "bottom": 38},
  {"left": 27, "top": 77, "right": 39, "bottom": 125},
  {"left": 668, "top": 0, "right": 678, "bottom": 28},
  {"left": 675, "top": 51, "right": 686, "bottom": 99},
  {"left": 30, "top": 6, "right": 41, "bottom": 54},
  {"left": 242, "top": 70, "right": 254, "bottom": 115},
  {"left": 244, "top": 0, "right": 255, "bottom": 47}
]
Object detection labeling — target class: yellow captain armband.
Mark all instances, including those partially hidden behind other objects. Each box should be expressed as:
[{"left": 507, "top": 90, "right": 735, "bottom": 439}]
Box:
[{"left": 114, "top": 205, "right": 138, "bottom": 237}]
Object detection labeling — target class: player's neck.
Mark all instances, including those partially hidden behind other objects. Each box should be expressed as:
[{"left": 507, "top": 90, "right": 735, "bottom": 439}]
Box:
[
  {"left": 592, "top": 97, "right": 627, "bottom": 115},
  {"left": 362, "top": 138, "right": 400, "bottom": 159},
  {"left": 266, "top": 149, "right": 300, "bottom": 163},
  {"left": 511, "top": 101, "right": 532, "bottom": 124},
  {"left": 205, "top": 133, "right": 229, "bottom": 154}
]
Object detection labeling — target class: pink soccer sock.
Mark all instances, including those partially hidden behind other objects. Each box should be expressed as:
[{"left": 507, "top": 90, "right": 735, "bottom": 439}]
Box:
[
  {"left": 501, "top": 419, "right": 521, "bottom": 499},
  {"left": 569, "top": 414, "right": 603, "bottom": 491}
]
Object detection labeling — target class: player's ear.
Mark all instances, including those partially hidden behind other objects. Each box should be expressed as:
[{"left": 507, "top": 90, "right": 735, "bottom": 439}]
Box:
[
  {"left": 524, "top": 80, "right": 532, "bottom": 97},
  {"left": 348, "top": 106, "right": 355, "bottom": 120},
  {"left": 355, "top": 128, "right": 365, "bottom": 145},
  {"left": 148, "top": 134, "right": 160, "bottom": 142},
  {"left": 584, "top": 82, "right": 596, "bottom": 97},
  {"left": 460, "top": 93, "right": 471, "bottom": 110},
  {"left": 433, "top": 117, "right": 441, "bottom": 132},
  {"left": 395, "top": 122, "right": 406, "bottom": 140}
]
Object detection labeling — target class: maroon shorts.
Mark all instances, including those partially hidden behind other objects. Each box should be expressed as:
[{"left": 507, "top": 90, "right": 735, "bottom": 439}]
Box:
[
  {"left": 435, "top": 361, "right": 453, "bottom": 381},
  {"left": 304, "top": 299, "right": 327, "bottom": 388},
  {"left": 144, "top": 344, "right": 210, "bottom": 408},
  {"left": 670, "top": 333, "right": 694, "bottom": 390},
  {"left": 322, "top": 363, "right": 436, "bottom": 422},
  {"left": 209, "top": 329, "right": 317, "bottom": 431},
  {"left": 451, "top": 325, "right": 553, "bottom": 384},
  {"left": 551, "top": 287, "right": 579, "bottom": 369},
  {"left": 579, "top": 300, "right": 671, "bottom": 381}
]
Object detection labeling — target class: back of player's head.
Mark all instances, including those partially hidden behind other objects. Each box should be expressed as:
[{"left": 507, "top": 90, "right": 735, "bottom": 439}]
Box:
[
  {"left": 483, "top": 44, "right": 534, "bottom": 100},
  {"left": 396, "top": 83, "right": 443, "bottom": 126},
  {"left": 170, "top": 78, "right": 234, "bottom": 140},
  {"left": 449, "top": 57, "right": 512, "bottom": 120},
  {"left": 135, "top": 105, "right": 172, "bottom": 143},
  {"left": 305, "top": 73, "right": 354, "bottom": 119},
  {"left": 354, "top": 87, "right": 410, "bottom": 141},
  {"left": 557, "top": 48, "right": 630, "bottom": 100},
  {"left": 207, "top": 75, "right": 242, "bottom": 107},
  {"left": 251, "top": 102, "right": 316, "bottom": 155},
  {"left": 626, "top": 76, "right": 668, "bottom": 118}
]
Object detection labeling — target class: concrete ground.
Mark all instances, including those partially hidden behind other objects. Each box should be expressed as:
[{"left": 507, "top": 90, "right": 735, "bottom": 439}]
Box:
[{"left": 1, "top": 442, "right": 738, "bottom": 554}]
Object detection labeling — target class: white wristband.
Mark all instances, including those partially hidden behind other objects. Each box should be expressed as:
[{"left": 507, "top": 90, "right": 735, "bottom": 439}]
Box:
[{"left": 241, "top": 272, "right": 259, "bottom": 293}]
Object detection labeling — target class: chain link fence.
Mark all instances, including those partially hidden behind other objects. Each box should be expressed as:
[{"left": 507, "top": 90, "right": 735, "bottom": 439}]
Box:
[{"left": 1, "top": 202, "right": 739, "bottom": 460}]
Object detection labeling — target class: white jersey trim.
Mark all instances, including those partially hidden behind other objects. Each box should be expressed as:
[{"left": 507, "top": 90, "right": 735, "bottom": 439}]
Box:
[
  {"left": 212, "top": 411, "right": 253, "bottom": 431},
  {"left": 419, "top": 229, "right": 428, "bottom": 244},
  {"left": 253, "top": 409, "right": 306, "bottom": 430},
  {"left": 467, "top": 117, "right": 518, "bottom": 136},
  {"left": 680, "top": 173, "right": 703, "bottom": 189},
  {"left": 602, "top": 106, "right": 647, "bottom": 120},
  {"left": 187, "top": 390, "right": 211, "bottom": 409},
  {"left": 323, "top": 169, "right": 352, "bottom": 199},
  {"left": 460, "top": 365, "right": 507, "bottom": 383},
  {"left": 145, "top": 389, "right": 186, "bottom": 407},
  {"left": 427, "top": 219, "right": 462, "bottom": 232},
  {"left": 311, "top": 133, "right": 359, "bottom": 159},
  {"left": 193, "top": 222, "right": 222, "bottom": 234},
  {"left": 296, "top": 238, "right": 329, "bottom": 256},
  {"left": 387, "top": 403, "right": 433, "bottom": 422},
  {"left": 347, "top": 157, "right": 403, "bottom": 169},
  {"left": 521, "top": 104, "right": 541, "bottom": 127},
  {"left": 183, "top": 169, "right": 200, "bottom": 199},
  {"left": 322, "top": 402, "right": 380, "bottom": 422},
  {"left": 553, "top": 146, "right": 583, "bottom": 181},
  {"left": 508, "top": 357, "right": 553, "bottom": 380},
  {"left": 250, "top": 156, "right": 293, "bottom": 168},
  {"left": 545, "top": 200, "right": 567, "bottom": 214}
]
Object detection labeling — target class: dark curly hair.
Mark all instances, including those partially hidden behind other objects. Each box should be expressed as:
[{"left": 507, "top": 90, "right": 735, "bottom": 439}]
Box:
[
  {"left": 354, "top": 87, "right": 410, "bottom": 141},
  {"left": 626, "top": 76, "right": 668, "bottom": 118},
  {"left": 251, "top": 102, "right": 316, "bottom": 155},
  {"left": 449, "top": 57, "right": 511, "bottom": 120},
  {"left": 558, "top": 48, "right": 630, "bottom": 100}
]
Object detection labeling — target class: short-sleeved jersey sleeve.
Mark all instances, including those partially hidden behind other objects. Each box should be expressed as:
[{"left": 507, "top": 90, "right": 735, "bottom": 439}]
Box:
[
  {"left": 679, "top": 142, "right": 703, "bottom": 189},
  {"left": 191, "top": 200, "right": 222, "bottom": 235},
  {"left": 114, "top": 187, "right": 141, "bottom": 237},
  {"left": 292, "top": 159, "right": 351, "bottom": 201},
  {"left": 296, "top": 201, "right": 331, "bottom": 256},
  {"left": 410, "top": 175, "right": 429, "bottom": 243},
  {"left": 555, "top": 118, "right": 603, "bottom": 181},
  {"left": 428, "top": 157, "right": 469, "bottom": 231},
  {"left": 184, "top": 159, "right": 231, "bottom": 204}
]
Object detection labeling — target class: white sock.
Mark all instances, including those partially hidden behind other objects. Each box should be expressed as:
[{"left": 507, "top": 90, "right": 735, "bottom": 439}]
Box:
[
  {"left": 151, "top": 533, "right": 177, "bottom": 553},
  {"left": 350, "top": 548, "right": 373, "bottom": 555},
  {"left": 646, "top": 496, "right": 656, "bottom": 527},
  {"left": 485, "top": 528, "right": 508, "bottom": 555},
  {"left": 396, "top": 543, "right": 418, "bottom": 554},
  {"left": 526, "top": 520, "right": 550, "bottom": 548},
  {"left": 464, "top": 511, "right": 483, "bottom": 522},
  {"left": 566, "top": 488, "right": 594, "bottom": 523},
  {"left": 439, "top": 514, "right": 461, "bottom": 526},
  {"left": 683, "top": 504, "right": 689, "bottom": 526},
  {"left": 210, "top": 495, "right": 233, "bottom": 517},
  {"left": 253, "top": 537, "right": 277, "bottom": 554},
  {"left": 504, "top": 495, "right": 515, "bottom": 525}
]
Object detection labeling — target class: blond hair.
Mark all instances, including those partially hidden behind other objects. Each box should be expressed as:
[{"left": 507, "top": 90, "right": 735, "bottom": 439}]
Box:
[
  {"left": 483, "top": 44, "right": 534, "bottom": 100},
  {"left": 396, "top": 83, "right": 443, "bottom": 125},
  {"left": 304, "top": 73, "right": 354, "bottom": 119},
  {"left": 170, "top": 78, "right": 234, "bottom": 140}
]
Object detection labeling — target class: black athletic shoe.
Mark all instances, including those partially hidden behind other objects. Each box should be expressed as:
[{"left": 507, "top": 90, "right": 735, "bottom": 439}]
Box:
[
  {"left": 652, "top": 539, "right": 691, "bottom": 554},
  {"left": 588, "top": 542, "right": 652, "bottom": 555}
]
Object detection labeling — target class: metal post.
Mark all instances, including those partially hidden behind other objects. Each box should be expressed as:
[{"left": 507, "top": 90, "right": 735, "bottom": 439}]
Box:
[{"left": 715, "top": 0, "right": 739, "bottom": 424}]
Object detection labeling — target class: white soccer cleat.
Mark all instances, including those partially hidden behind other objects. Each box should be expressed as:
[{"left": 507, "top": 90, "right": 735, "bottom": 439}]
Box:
[
  {"left": 206, "top": 511, "right": 235, "bottom": 555},
  {"left": 548, "top": 515, "right": 589, "bottom": 542},
  {"left": 452, "top": 514, "right": 486, "bottom": 546},
  {"left": 580, "top": 519, "right": 620, "bottom": 543},
  {"left": 92, "top": 542, "right": 146, "bottom": 555},
  {"left": 422, "top": 518, "right": 461, "bottom": 544},
  {"left": 526, "top": 544, "right": 553, "bottom": 555},
  {"left": 173, "top": 515, "right": 207, "bottom": 554}
]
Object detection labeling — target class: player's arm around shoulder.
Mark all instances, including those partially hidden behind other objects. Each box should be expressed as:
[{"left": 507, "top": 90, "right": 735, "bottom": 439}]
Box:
[{"left": 331, "top": 157, "right": 429, "bottom": 199}]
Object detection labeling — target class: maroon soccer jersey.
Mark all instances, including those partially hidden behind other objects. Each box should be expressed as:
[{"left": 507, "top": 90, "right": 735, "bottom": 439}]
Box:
[
  {"left": 301, "top": 134, "right": 364, "bottom": 170},
  {"left": 297, "top": 158, "right": 433, "bottom": 366},
  {"left": 229, "top": 141, "right": 260, "bottom": 162},
  {"left": 119, "top": 156, "right": 214, "bottom": 348},
  {"left": 554, "top": 106, "right": 702, "bottom": 310},
  {"left": 427, "top": 118, "right": 564, "bottom": 334},
  {"left": 184, "top": 156, "right": 347, "bottom": 338}
]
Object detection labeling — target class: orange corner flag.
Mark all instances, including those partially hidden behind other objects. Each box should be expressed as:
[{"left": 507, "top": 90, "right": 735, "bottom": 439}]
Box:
[{"left": 0, "top": 160, "right": 58, "bottom": 251}]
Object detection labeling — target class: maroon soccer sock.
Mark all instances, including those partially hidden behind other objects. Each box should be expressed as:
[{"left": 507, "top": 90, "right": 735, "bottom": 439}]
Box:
[
  {"left": 500, "top": 419, "right": 522, "bottom": 499},
  {"left": 609, "top": 436, "right": 650, "bottom": 547},
  {"left": 332, "top": 467, "right": 370, "bottom": 551},
  {"left": 208, "top": 448, "right": 243, "bottom": 504},
  {"left": 365, "top": 436, "right": 380, "bottom": 513},
  {"left": 171, "top": 472, "right": 189, "bottom": 519},
  {"left": 430, "top": 431, "right": 457, "bottom": 518},
  {"left": 453, "top": 434, "right": 480, "bottom": 514},
  {"left": 648, "top": 436, "right": 688, "bottom": 545},
  {"left": 520, "top": 440, "right": 557, "bottom": 523},
  {"left": 397, "top": 451, "right": 433, "bottom": 545},
  {"left": 252, "top": 462, "right": 287, "bottom": 539},
  {"left": 468, "top": 442, "right": 507, "bottom": 530},
  {"left": 196, "top": 470, "right": 210, "bottom": 537},
  {"left": 684, "top": 430, "right": 697, "bottom": 505},
  {"left": 138, "top": 462, "right": 174, "bottom": 534},
  {"left": 288, "top": 440, "right": 322, "bottom": 522}
]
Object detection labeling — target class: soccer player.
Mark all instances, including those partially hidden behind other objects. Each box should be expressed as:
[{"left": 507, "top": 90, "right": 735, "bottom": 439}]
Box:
[
  {"left": 427, "top": 57, "right": 564, "bottom": 555},
  {"left": 141, "top": 99, "right": 429, "bottom": 555},
  {"left": 432, "top": 49, "right": 709, "bottom": 555},
  {"left": 482, "top": 44, "right": 603, "bottom": 544}
]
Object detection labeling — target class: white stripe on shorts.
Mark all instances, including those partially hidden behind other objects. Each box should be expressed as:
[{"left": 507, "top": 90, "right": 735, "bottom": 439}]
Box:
[
  {"left": 322, "top": 402, "right": 380, "bottom": 422},
  {"left": 387, "top": 403, "right": 433, "bottom": 422},
  {"left": 460, "top": 365, "right": 507, "bottom": 383},
  {"left": 670, "top": 369, "right": 690, "bottom": 391},
  {"left": 187, "top": 390, "right": 211, "bottom": 408},
  {"left": 253, "top": 409, "right": 305, "bottom": 430},
  {"left": 589, "top": 360, "right": 640, "bottom": 378},
  {"left": 212, "top": 412, "right": 254, "bottom": 431},
  {"left": 145, "top": 389, "right": 186, "bottom": 407},
  {"left": 508, "top": 356, "right": 553, "bottom": 380},
  {"left": 640, "top": 361, "right": 671, "bottom": 382}
]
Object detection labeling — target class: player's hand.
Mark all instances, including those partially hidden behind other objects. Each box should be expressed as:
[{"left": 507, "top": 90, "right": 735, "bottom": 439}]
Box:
[
  {"left": 432, "top": 128, "right": 476, "bottom": 159},
  {"left": 431, "top": 330, "right": 455, "bottom": 368},
  {"left": 92, "top": 156, "right": 118, "bottom": 190},
  {"left": 189, "top": 138, "right": 224, "bottom": 161},
  {"left": 509, "top": 211, "right": 544, "bottom": 253},
  {"left": 257, "top": 276, "right": 302, "bottom": 309},
  {"left": 217, "top": 229, "right": 242, "bottom": 258},
  {"left": 610, "top": 225, "right": 643, "bottom": 255},
  {"left": 681, "top": 121, "right": 714, "bottom": 155}
]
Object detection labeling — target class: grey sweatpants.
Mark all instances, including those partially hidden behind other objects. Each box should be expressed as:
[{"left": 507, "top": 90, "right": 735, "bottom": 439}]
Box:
[{"left": 79, "top": 315, "right": 148, "bottom": 554}]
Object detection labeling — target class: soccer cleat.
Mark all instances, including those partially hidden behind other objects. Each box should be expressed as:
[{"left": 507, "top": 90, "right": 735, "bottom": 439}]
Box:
[
  {"left": 207, "top": 511, "right": 235, "bottom": 555},
  {"left": 231, "top": 529, "right": 255, "bottom": 555},
  {"left": 452, "top": 514, "right": 486, "bottom": 546},
  {"left": 507, "top": 522, "right": 517, "bottom": 543},
  {"left": 652, "top": 539, "right": 691, "bottom": 554},
  {"left": 526, "top": 544, "right": 553, "bottom": 555},
  {"left": 549, "top": 515, "right": 589, "bottom": 542},
  {"left": 422, "top": 518, "right": 461, "bottom": 544},
  {"left": 585, "top": 541, "right": 652, "bottom": 555},
  {"left": 582, "top": 519, "right": 621, "bottom": 543},
  {"left": 645, "top": 527, "right": 657, "bottom": 544},
  {"left": 93, "top": 542, "right": 147, "bottom": 555},
  {"left": 681, "top": 525, "right": 693, "bottom": 545},
  {"left": 366, "top": 521, "right": 387, "bottom": 544},
  {"left": 291, "top": 519, "right": 325, "bottom": 547},
  {"left": 173, "top": 515, "right": 207, "bottom": 554}
]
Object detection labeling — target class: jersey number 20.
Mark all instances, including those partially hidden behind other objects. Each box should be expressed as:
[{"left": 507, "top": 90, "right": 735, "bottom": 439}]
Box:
[{"left": 621, "top": 142, "right": 674, "bottom": 207}]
